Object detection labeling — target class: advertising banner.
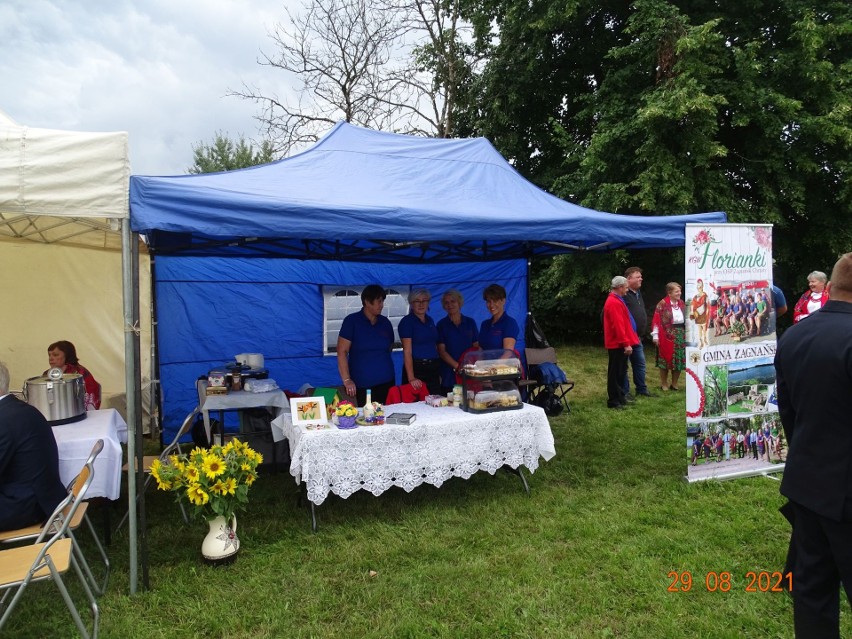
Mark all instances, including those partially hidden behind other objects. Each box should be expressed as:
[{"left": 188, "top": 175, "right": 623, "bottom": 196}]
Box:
[{"left": 684, "top": 224, "right": 784, "bottom": 482}]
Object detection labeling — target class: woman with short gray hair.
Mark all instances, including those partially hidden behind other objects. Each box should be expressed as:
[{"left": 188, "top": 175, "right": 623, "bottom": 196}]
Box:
[
  {"left": 398, "top": 288, "right": 441, "bottom": 395},
  {"left": 793, "top": 270, "right": 829, "bottom": 323},
  {"left": 437, "top": 289, "right": 479, "bottom": 394}
]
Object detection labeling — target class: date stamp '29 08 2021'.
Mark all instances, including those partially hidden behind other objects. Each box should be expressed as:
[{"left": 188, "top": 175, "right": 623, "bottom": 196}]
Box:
[{"left": 667, "top": 571, "right": 792, "bottom": 593}]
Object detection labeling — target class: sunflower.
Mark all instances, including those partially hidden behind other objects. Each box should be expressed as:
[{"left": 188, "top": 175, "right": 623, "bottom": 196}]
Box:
[
  {"left": 184, "top": 464, "right": 200, "bottom": 483},
  {"left": 202, "top": 454, "right": 226, "bottom": 480},
  {"left": 167, "top": 455, "right": 185, "bottom": 472},
  {"left": 152, "top": 436, "right": 261, "bottom": 521},
  {"left": 186, "top": 484, "right": 209, "bottom": 506},
  {"left": 221, "top": 477, "right": 237, "bottom": 495}
]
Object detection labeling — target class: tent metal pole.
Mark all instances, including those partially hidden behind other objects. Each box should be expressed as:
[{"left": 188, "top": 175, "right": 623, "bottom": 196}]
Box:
[
  {"left": 149, "top": 256, "right": 163, "bottom": 447},
  {"left": 121, "top": 218, "right": 139, "bottom": 594},
  {"left": 526, "top": 258, "right": 532, "bottom": 331},
  {"left": 131, "top": 235, "right": 149, "bottom": 590}
]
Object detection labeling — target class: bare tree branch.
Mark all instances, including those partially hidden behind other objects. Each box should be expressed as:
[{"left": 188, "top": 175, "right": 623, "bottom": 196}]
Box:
[{"left": 229, "top": 0, "right": 478, "bottom": 154}]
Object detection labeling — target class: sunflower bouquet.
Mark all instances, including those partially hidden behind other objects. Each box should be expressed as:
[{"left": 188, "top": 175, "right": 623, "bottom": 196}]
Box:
[{"left": 150, "top": 438, "right": 263, "bottom": 521}]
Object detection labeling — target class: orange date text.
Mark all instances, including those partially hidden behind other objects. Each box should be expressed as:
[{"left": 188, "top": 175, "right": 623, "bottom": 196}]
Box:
[{"left": 666, "top": 571, "right": 792, "bottom": 592}]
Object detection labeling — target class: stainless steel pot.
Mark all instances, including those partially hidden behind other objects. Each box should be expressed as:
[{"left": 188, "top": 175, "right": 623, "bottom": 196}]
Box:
[{"left": 23, "top": 368, "right": 87, "bottom": 425}]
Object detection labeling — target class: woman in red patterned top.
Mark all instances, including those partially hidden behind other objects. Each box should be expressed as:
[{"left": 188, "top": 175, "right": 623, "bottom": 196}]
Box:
[
  {"left": 44, "top": 340, "right": 101, "bottom": 410},
  {"left": 792, "top": 270, "right": 829, "bottom": 323},
  {"left": 651, "top": 282, "right": 687, "bottom": 391}
]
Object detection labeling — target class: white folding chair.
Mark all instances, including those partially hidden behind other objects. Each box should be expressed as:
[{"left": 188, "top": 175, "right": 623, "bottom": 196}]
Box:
[
  {"left": 0, "top": 439, "right": 110, "bottom": 596},
  {"left": 116, "top": 407, "right": 199, "bottom": 531},
  {"left": 0, "top": 439, "right": 102, "bottom": 639}
]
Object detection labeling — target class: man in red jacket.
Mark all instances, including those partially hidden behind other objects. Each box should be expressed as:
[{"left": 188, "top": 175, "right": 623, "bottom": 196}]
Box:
[{"left": 603, "top": 276, "right": 640, "bottom": 409}]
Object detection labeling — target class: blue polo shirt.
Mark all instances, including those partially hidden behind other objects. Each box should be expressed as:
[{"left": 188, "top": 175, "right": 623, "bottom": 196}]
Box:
[
  {"left": 771, "top": 285, "right": 786, "bottom": 309},
  {"left": 397, "top": 313, "right": 439, "bottom": 359},
  {"left": 436, "top": 314, "right": 479, "bottom": 388},
  {"left": 339, "top": 310, "right": 395, "bottom": 387},
  {"left": 478, "top": 313, "right": 520, "bottom": 351}
]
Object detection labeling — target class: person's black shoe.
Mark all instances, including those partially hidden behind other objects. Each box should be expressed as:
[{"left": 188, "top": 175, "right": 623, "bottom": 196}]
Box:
[
  {"left": 636, "top": 390, "right": 656, "bottom": 397},
  {"left": 624, "top": 393, "right": 636, "bottom": 403},
  {"left": 608, "top": 403, "right": 626, "bottom": 410}
]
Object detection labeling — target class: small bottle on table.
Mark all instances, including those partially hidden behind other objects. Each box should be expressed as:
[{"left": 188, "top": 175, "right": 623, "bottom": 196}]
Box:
[{"left": 363, "top": 388, "right": 374, "bottom": 420}]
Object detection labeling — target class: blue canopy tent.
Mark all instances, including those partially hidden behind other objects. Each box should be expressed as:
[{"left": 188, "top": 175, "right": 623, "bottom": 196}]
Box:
[{"left": 130, "top": 122, "right": 726, "bottom": 440}]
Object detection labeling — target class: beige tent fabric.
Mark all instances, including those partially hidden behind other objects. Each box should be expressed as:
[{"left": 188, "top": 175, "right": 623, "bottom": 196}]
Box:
[
  {"left": 1, "top": 112, "right": 129, "bottom": 249},
  {"left": 0, "top": 111, "right": 148, "bottom": 421},
  {"left": 0, "top": 119, "right": 129, "bottom": 218},
  {"left": 0, "top": 239, "right": 152, "bottom": 418}
]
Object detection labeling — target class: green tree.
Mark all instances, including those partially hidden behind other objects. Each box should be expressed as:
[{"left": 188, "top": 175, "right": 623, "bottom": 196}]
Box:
[
  {"left": 188, "top": 133, "right": 276, "bottom": 174},
  {"left": 462, "top": 0, "right": 851, "bottom": 333}
]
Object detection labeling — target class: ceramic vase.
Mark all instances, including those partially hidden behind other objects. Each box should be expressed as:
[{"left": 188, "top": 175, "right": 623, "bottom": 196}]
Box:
[{"left": 201, "top": 515, "right": 240, "bottom": 565}]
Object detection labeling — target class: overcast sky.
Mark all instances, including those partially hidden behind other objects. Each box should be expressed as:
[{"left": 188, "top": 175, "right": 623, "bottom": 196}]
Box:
[{"left": 1, "top": 0, "right": 297, "bottom": 175}]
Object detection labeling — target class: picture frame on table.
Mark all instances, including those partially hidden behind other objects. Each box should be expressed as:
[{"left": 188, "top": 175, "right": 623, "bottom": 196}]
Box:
[{"left": 290, "top": 396, "right": 328, "bottom": 426}]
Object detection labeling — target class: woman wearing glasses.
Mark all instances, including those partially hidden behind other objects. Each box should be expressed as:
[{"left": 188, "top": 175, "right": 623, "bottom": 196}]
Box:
[{"left": 398, "top": 288, "right": 442, "bottom": 395}]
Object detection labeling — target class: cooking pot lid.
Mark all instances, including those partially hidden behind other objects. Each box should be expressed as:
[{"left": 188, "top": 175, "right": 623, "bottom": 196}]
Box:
[{"left": 27, "top": 372, "right": 84, "bottom": 383}]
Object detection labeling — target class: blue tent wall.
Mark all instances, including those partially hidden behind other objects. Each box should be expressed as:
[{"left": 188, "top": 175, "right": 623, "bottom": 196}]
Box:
[{"left": 156, "top": 256, "right": 527, "bottom": 440}]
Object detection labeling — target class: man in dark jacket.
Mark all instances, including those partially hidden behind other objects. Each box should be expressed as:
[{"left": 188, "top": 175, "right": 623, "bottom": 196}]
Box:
[
  {"left": 622, "top": 266, "right": 652, "bottom": 398},
  {"left": 0, "top": 361, "right": 67, "bottom": 531},
  {"left": 775, "top": 252, "right": 852, "bottom": 637}
]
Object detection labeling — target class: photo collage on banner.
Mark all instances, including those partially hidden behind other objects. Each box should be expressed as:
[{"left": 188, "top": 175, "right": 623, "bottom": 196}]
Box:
[{"left": 684, "top": 224, "right": 784, "bottom": 482}]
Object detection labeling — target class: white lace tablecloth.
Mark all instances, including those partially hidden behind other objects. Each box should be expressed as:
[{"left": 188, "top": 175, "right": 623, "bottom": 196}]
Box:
[
  {"left": 52, "top": 408, "right": 128, "bottom": 500},
  {"left": 271, "top": 403, "right": 555, "bottom": 506}
]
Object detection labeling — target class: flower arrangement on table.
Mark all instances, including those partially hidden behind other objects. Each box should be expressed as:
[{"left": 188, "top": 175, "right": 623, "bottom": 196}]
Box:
[
  {"left": 150, "top": 438, "right": 263, "bottom": 521},
  {"left": 335, "top": 400, "right": 358, "bottom": 427},
  {"left": 335, "top": 401, "right": 358, "bottom": 418}
]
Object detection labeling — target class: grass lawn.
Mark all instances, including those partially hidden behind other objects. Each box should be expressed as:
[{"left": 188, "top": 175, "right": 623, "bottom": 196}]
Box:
[{"left": 5, "top": 346, "right": 846, "bottom": 638}]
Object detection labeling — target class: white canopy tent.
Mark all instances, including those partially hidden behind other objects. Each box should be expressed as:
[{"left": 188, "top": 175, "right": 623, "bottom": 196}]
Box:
[{"left": 0, "top": 108, "right": 144, "bottom": 593}]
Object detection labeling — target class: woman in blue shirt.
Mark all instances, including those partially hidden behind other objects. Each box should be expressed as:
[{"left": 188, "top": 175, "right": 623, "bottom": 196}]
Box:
[
  {"left": 398, "top": 288, "right": 441, "bottom": 395},
  {"left": 337, "top": 284, "right": 395, "bottom": 404},
  {"left": 478, "top": 283, "right": 520, "bottom": 352},
  {"left": 436, "top": 289, "right": 479, "bottom": 393}
]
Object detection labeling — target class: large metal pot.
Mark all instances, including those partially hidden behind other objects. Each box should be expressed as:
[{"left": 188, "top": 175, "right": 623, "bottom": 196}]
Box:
[{"left": 23, "top": 368, "right": 87, "bottom": 425}]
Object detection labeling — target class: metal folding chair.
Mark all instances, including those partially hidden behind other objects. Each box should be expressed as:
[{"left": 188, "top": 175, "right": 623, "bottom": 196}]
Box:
[
  {"left": 0, "top": 439, "right": 109, "bottom": 596},
  {"left": 0, "top": 439, "right": 102, "bottom": 639},
  {"left": 115, "top": 407, "right": 198, "bottom": 531},
  {"left": 519, "top": 347, "right": 574, "bottom": 415}
]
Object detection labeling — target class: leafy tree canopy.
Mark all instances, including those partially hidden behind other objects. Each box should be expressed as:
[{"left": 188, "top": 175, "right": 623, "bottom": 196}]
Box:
[
  {"left": 188, "top": 133, "right": 276, "bottom": 174},
  {"left": 461, "top": 0, "right": 851, "bottom": 339}
]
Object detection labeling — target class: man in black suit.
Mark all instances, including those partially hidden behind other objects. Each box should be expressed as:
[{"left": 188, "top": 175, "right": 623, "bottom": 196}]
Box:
[
  {"left": 775, "top": 252, "right": 852, "bottom": 637},
  {"left": 0, "top": 361, "right": 67, "bottom": 531}
]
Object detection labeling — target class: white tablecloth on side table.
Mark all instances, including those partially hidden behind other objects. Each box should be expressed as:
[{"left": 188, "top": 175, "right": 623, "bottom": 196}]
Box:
[
  {"left": 271, "top": 402, "right": 555, "bottom": 506},
  {"left": 199, "top": 384, "right": 289, "bottom": 441},
  {"left": 52, "top": 408, "right": 128, "bottom": 500}
]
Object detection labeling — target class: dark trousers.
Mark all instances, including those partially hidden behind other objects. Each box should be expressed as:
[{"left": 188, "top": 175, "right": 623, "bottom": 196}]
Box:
[
  {"left": 355, "top": 379, "right": 395, "bottom": 406},
  {"left": 607, "top": 348, "right": 628, "bottom": 407},
  {"left": 0, "top": 495, "right": 44, "bottom": 532},
  {"left": 402, "top": 358, "right": 442, "bottom": 396},
  {"left": 787, "top": 501, "right": 852, "bottom": 638}
]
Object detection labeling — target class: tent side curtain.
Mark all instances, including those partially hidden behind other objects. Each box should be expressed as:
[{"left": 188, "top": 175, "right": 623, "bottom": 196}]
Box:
[
  {"left": 156, "top": 257, "right": 528, "bottom": 441},
  {"left": 129, "top": 121, "right": 726, "bottom": 261}
]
